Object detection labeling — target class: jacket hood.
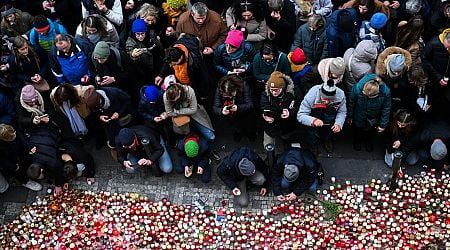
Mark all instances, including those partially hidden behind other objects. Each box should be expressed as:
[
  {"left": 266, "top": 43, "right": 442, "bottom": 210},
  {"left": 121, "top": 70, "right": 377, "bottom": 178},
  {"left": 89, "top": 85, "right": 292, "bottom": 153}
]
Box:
[
  {"left": 375, "top": 46, "right": 412, "bottom": 77},
  {"left": 318, "top": 58, "right": 344, "bottom": 83},
  {"left": 354, "top": 40, "right": 378, "bottom": 62},
  {"left": 264, "top": 72, "right": 295, "bottom": 95}
]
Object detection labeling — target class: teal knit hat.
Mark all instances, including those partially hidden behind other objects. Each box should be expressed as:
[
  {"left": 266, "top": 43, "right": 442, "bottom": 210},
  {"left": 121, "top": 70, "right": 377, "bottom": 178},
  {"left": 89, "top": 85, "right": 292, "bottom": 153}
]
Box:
[
  {"left": 184, "top": 139, "right": 199, "bottom": 158},
  {"left": 93, "top": 41, "right": 110, "bottom": 59}
]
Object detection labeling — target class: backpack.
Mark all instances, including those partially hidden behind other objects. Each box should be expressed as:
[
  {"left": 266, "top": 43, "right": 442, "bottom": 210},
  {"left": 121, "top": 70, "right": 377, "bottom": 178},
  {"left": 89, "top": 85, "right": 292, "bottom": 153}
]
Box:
[{"left": 32, "top": 22, "right": 62, "bottom": 50}]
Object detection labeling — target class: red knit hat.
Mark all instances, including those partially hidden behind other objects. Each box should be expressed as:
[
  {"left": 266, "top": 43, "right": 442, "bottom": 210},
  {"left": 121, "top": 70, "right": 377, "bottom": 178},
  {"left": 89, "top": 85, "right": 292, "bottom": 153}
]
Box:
[{"left": 290, "top": 48, "right": 307, "bottom": 65}]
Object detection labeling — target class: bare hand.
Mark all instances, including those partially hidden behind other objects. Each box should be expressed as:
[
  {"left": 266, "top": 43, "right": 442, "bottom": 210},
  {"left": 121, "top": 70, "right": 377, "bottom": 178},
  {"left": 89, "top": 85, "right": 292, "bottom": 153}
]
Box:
[
  {"left": 390, "top": 1, "right": 400, "bottom": 8},
  {"left": 230, "top": 105, "right": 238, "bottom": 112},
  {"left": 125, "top": 0, "right": 134, "bottom": 10},
  {"left": 40, "top": 116, "right": 50, "bottom": 124},
  {"left": 232, "top": 188, "right": 241, "bottom": 196},
  {"left": 95, "top": 0, "right": 107, "bottom": 12},
  {"left": 184, "top": 166, "right": 193, "bottom": 177},
  {"left": 138, "top": 158, "right": 152, "bottom": 166},
  {"left": 154, "top": 116, "right": 163, "bottom": 123},
  {"left": 332, "top": 124, "right": 342, "bottom": 133},
  {"left": 32, "top": 116, "right": 41, "bottom": 124},
  {"left": 99, "top": 76, "right": 115, "bottom": 86},
  {"left": 286, "top": 192, "right": 297, "bottom": 201},
  {"left": 277, "top": 195, "right": 286, "bottom": 202},
  {"left": 131, "top": 48, "right": 144, "bottom": 58},
  {"left": 271, "top": 11, "right": 281, "bottom": 21},
  {"left": 29, "top": 146, "right": 37, "bottom": 155},
  {"left": 440, "top": 79, "right": 448, "bottom": 86},
  {"left": 100, "top": 115, "right": 111, "bottom": 123},
  {"left": 165, "top": 26, "right": 175, "bottom": 36},
  {"left": 110, "top": 112, "right": 119, "bottom": 120},
  {"left": 313, "top": 119, "right": 324, "bottom": 127},
  {"left": 260, "top": 188, "right": 267, "bottom": 196},
  {"left": 160, "top": 112, "right": 169, "bottom": 119},
  {"left": 262, "top": 115, "right": 274, "bottom": 123},
  {"left": 123, "top": 161, "right": 132, "bottom": 168},
  {"left": 155, "top": 76, "right": 163, "bottom": 86},
  {"left": 197, "top": 167, "right": 204, "bottom": 174},
  {"left": 383, "top": 0, "right": 390, "bottom": 6},
  {"left": 202, "top": 47, "right": 214, "bottom": 55},
  {"left": 377, "top": 126, "right": 385, "bottom": 133},
  {"left": 281, "top": 109, "right": 289, "bottom": 119},
  {"left": 392, "top": 140, "right": 401, "bottom": 149}
]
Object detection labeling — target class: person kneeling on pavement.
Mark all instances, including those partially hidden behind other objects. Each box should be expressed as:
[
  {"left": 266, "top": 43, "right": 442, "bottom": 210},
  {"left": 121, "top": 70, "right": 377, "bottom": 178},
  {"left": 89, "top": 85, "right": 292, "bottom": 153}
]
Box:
[
  {"left": 217, "top": 147, "right": 269, "bottom": 208},
  {"left": 116, "top": 126, "right": 173, "bottom": 176},
  {"left": 272, "top": 148, "right": 319, "bottom": 202},
  {"left": 297, "top": 79, "right": 347, "bottom": 154},
  {"left": 176, "top": 132, "right": 212, "bottom": 183}
]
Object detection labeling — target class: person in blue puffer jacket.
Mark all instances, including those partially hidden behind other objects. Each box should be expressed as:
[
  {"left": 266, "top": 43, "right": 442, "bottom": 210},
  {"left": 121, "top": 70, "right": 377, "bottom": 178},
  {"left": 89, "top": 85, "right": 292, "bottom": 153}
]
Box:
[{"left": 326, "top": 8, "right": 360, "bottom": 58}]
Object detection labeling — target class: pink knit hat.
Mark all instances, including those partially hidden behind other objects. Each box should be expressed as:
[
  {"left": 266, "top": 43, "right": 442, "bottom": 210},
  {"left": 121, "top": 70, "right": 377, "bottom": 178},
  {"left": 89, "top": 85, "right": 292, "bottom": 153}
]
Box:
[
  {"left": 21, "top": 85, "right": 38, "bottom": 103},
  {"left": 225, "top": 30, "right": 244, "bottom": 48}
]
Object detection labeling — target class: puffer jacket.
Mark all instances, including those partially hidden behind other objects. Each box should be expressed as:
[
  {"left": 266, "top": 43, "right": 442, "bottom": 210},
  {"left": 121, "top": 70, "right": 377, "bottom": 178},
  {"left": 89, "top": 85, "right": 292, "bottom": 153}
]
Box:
[
  {"left": 343, "top": 40, "right": 378, "bottom": 88},
  {"left": 422, "top": 32, "right": 450, "bottom": 84},
  {"left": 253, "top": 52, "right": 291, "bottom": 82},
  {"left": 375, "top": 46, "right": 412, "bottom": 85},
  {"left": 260, "top": 72, "right": 301, "bottom": 136},
  {"left": 225, "top": 7, "right": 268, "bottom": 42},
  {"left": 290, "top": 22, "right": 328, "bottom": 65},
  {"left": 348, "top": 73, "right": 391, "bottom": 129},
  {"left": 213, "top": 41, "right": 257, "bottom": 77},
  {"left": 326, "top": 8, "right": 360, "bottom": 58},
  {"left": 272, "top": 148, "right": 317, "bottom": 196}
]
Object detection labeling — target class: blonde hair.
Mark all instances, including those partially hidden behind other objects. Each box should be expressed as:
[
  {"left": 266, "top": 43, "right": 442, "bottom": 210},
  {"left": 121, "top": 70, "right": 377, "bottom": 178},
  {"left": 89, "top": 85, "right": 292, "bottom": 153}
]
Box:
[
  {"left": 137, "top": 3, "right": 159, "bottom": 20},
  {"left": 362, "top": 78, "right": 381, "bottom": 97},
  {"left": 0, "top": 124, "right": 16, "bottom": 142}
]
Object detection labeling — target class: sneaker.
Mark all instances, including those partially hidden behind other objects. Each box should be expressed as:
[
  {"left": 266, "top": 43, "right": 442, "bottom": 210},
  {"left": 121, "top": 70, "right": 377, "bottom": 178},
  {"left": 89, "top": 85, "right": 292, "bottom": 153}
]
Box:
[
  {"left": 22, "top": 180, "right": 42, "bottom": 191},
  {"left": 324, "top": 140, "right": 334, "bottom": 153}
]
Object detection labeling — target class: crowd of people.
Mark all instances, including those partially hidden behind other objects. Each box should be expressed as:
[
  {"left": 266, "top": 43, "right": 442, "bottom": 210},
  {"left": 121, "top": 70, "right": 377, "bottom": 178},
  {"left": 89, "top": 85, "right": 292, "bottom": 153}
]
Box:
[{"left": 0, "top": 0, "right": 449, "bottom": 207}]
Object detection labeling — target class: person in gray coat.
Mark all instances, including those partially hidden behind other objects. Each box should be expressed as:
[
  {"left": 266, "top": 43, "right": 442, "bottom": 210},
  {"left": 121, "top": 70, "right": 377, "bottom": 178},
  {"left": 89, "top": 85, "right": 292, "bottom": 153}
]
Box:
[
  {"left": 290, "top": 14, "right": 328, "bottom": 65},
  {"left": 343, "top": 40, "right": 378, "bottom": 91},
  {"left": 297, "top": 80, "right": 346, "bottom": 153}
]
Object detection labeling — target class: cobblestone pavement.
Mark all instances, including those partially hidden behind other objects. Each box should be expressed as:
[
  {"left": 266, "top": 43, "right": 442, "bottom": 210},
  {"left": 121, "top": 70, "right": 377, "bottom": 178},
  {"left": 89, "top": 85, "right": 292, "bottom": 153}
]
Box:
[{"left": 1, "top": 126, "right": 418, "bottom": 225}]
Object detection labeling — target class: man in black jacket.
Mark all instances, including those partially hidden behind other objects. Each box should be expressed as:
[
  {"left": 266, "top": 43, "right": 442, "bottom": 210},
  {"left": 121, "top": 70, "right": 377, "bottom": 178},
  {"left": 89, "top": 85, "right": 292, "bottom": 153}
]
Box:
[
  {"left": 115, "top": 125, "right": 171, "bottom": 176},
  {"left": 272, "top": 148, "right": 318, "bottom": 201},
  {"left": 422, "top": 29, "right": 450, "bottom": 120},
  {"left": 217, "top": 147, "right": 269, "bottom": 207},
  {"left": 401, "top": 121, "right": 450, "bottom": 170},
  {"left": 155, "top": 34, "right": 212, "bottom": 101}
]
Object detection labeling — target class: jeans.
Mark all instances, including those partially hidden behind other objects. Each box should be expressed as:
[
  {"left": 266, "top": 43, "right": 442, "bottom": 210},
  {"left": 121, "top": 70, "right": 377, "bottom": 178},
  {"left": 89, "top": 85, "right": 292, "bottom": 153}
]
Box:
[
  {"left": 190, "top": 119, "right": 215, "bottom": 146},
  {"left": 125, "top": 137, "right": 173, "bottom": 174}
]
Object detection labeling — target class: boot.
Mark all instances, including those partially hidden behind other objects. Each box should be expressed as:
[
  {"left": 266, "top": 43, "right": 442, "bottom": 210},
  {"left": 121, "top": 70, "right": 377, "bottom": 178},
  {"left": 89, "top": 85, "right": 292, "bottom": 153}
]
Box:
[{"left": 107, "top": 141, "right": 118, "bottom": 161}]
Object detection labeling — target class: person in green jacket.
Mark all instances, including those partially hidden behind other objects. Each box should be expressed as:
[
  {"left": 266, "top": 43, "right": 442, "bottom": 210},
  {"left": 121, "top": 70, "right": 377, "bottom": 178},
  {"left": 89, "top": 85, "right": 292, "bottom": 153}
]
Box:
[
  {"left": 347, "top": 73, "right": 391, "bottom": 152},
  {"left": 252, "top": 41, "right": 291, "bottom": 85}
]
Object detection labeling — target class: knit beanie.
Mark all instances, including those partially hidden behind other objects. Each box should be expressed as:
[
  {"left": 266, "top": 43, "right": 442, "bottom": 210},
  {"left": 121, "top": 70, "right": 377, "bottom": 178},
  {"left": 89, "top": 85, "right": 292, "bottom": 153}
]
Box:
[
  {"left": 370, "top": 13, "right": 388, "bottom": 30},
  {"left": 132, "top": 19, "right": 148, "bottom": 33},
  {"left": 118, "top": 128, "right": 136, "bottom": 147},
  {"left": 430, "top": 139, "right": 447, "bottom": 161},
  {"left": 238, "top": 158, "right": 256, "bottom": 176},
  {"left": 267, "top": 71, "right": 285, "bottom": 89},
  {"left": 387, "top": 54, "right": 405, "bottom": 77},
  {"left": 225, "top": 30, "right": 244, "bottom": 48},
  {"left": 283, "top": 164, "right": 299, "bottom": 182},
  {"left": 320, "top": 80, "right": 337, "bottom": 99},
  {"left": 329, "top": 57, "right": 346, "bottom": 76},
  {"left": 184, "top": 139, "right": 199, "bottom": 158},
  {"left": 166, "top": 0, "right": 186, "bottom": 9},
  {"left": 83, "top": 88, "right": 102, "bottom": 108},
  {"left": 93, "top": 41, "right": 110, "bottom": 59},
  {"left": 33, "top": 16, "right": 50, "bottom": 32},
  {"left": 21, "top": 85, "right": 38, "bottom": 103},
  {"left": 1, "top": 7, "right": 15, "bottom": 18},
  {"left": 290, "top": 48, "right": 307, "bottom": 65},
  {"left": 144, "top": 86, "right": 161, "bottom": 103}
]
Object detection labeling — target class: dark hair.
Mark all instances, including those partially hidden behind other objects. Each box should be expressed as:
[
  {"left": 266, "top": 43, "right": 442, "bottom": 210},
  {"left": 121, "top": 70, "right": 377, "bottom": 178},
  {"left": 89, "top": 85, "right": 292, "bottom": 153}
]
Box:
[
  {"left": 63, "top": 160, "right": 78, "bottom": 179},
  {"left": 388, "top": 109, "right": 416, "bottom": 136},
  {"left": 27, "top": 163, "right": 43, "bottom": 180},
  {"left": 164, "top": 47, "right": 184, "bottom": 63},
  {"left": 54, "top": 33, "right": 70, "bottom": 43},
  {"left": 394, "top": 16, "right": 424, "bottom": 49},
  {"left": 83, "top": 15, "right": 109, "bottom": 38},
  {"left": 165, "top": 83, "right": 187, "bottom": 104},
  {"left": 53, "top": 84, "right": 81, "bottom": 107},
  {"left": 231, "top": 0, "right": 265, "bottom": 22},
  {"left": 260, "top": 41, "right": 278, "bottom": 57},
  {"left": 11, "top": 36, "right": 39, "bottom": 69},
  {"left": 218, "top": 75, "right": 244, "bottom": 97}
]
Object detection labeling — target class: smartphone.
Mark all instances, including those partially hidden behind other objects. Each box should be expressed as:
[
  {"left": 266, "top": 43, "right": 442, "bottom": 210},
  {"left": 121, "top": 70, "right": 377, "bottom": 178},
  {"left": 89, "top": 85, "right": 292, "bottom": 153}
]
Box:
[
  {"left": 263, "top": 109, "right": 276, "bottom": 117},
  {"left": 225, "top": 105, "right": 233, "bottom": 110}
]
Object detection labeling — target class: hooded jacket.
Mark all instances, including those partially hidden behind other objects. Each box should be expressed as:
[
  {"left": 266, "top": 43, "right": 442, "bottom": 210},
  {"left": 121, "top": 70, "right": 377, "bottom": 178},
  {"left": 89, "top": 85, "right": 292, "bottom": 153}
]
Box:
[
  {"left": 217, "top": 147, "right": 269, "bottom": 190},
  {"left": 29, "top": 18, "right": 68, "bottom": 54},
  {"left": 75, "top": 14, "right": 120, "bottom": 48},
  {"left": 343, "top": 40, "right": 378, "bottom": 87},
  {"left": 0, "top": 9, "right": 34, "bottom": 38},
  {"left": 375, "top": 46, "right": 412, "bottom": 85},
  {"left": 422, "top": 30, "right": 450, "bottom": 84},
  {"left": 348, "top": 73, "right": 391, "bottom": 129},
  {"left": 326, "top": 8, "right": 360, "bottom": 58},
  {"left": 290, "top": 22, "right": 328, "bottom": 65},
  {"left": 225, "top": 7, "right": 268, "bottom": 42},
  {"left": 176, "top": 8, "right": 227, "bottom": 49},
  {"left": 272, "top": 148, "right": 317, "bottom": 196}
]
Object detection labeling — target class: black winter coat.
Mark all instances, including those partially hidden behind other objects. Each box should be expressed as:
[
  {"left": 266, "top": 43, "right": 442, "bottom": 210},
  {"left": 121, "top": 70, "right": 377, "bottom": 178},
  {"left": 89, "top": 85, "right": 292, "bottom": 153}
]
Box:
[
  {"left": 212, "top": 82, "right": 253, "bottom": 116},
  {"left": 216, "top": 147, "right": 269, "bottom": 190},
  {"left": 272, "top": 148, "right": 317, "bottom": 196},
  {"left": 96, "top": 87, "right": 131, "bottom": 118}
]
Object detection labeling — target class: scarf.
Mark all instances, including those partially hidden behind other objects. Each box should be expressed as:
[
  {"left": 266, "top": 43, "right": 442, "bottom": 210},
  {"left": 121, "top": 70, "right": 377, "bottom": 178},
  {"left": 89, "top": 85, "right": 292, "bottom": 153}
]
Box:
[
  {"left": 20, "top": 91, "right": 45, "bottom": 117},
  {"left": 96, "top": 90, "right": 111, "bottom": 110},
  {"left": 88, "top": 33, "right": 102, "bottom": 44},
  {"left": 62, "top": 101, "right": 88, "bottom": 135}
]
